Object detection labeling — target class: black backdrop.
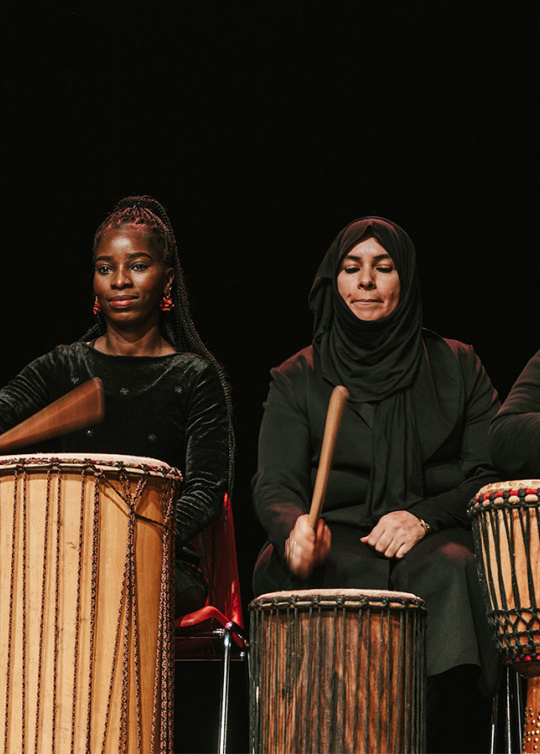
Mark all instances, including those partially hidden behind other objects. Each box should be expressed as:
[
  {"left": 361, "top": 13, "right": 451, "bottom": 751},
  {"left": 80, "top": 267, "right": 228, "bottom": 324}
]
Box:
[{"left": 2, "top": 3, "right": 540, "bottom": 748}]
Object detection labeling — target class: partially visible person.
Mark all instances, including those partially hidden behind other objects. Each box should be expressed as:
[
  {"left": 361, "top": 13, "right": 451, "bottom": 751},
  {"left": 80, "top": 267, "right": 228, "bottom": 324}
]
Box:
[
  {"left": 252, "top": 216, "right": 500, "bottom": 752},
  {"left": 489, "top": 348, "right": 540, "bottom": 477},
  {"left": 0, "top": 195, "right": 234, "bottom": 615}
]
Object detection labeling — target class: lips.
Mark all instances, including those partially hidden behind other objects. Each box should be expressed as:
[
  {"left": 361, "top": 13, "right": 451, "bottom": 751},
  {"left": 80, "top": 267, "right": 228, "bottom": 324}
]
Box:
[{"left": 108, "top": 295, "right": 138, "bottom": 308}]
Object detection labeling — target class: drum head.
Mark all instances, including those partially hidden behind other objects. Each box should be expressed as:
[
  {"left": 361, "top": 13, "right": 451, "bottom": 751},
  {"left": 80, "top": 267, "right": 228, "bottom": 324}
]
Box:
[
  {"left": 0, "top": 452, "right": 182, "bottom": 480},
  {"left": 251, "top": 588, "right": 426, "bottom": 611}
]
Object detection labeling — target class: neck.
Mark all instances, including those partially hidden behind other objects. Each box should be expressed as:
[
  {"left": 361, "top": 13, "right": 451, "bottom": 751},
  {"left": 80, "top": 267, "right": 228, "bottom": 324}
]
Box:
[{"left": 94, "top": 325, "right": 175, "bottom": 357}]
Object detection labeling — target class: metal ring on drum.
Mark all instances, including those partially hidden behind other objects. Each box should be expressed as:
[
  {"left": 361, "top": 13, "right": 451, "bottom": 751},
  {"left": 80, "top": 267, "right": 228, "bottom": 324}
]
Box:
[
  {"left": 470, "top": 480, "right": 540, "bottom": 754},
  {"left": 0, "top": 453, "right": 181, "bottom": 754},
  {"left": 249, "top": 588, "right": 427, "bottom": 754}
]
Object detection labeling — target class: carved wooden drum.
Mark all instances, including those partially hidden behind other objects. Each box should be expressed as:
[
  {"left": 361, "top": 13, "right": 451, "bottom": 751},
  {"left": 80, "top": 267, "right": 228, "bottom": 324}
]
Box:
[
  {"left": 249, "top": 588, "right": 427, "bottom": 754},
  {"left": 470, "top": 480, "right": 540, "bottom": 754},
  {"left": 0, "top": 453, "right": 181, "bottom": 753}
]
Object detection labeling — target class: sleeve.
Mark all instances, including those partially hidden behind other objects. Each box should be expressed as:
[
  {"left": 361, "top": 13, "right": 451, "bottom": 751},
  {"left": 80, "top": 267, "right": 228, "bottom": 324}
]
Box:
[
  {"left": 489, "top": 348, "right": 540, "bottom": 478},
  {"left": 0, "top": 351, "right": 58, "bottom": 433},
  {"left": 252, "top": 364, "right": 313, "bottom": 556},
  {"left": 175, "top": 361, "right": 230, "bottom": 546},
  {"left": 410, "top": 344, "right": 500, "bottom": 530}
]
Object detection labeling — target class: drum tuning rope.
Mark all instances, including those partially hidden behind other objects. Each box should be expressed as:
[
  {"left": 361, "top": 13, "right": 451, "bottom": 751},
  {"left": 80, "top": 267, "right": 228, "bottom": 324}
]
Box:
[{"left": 0, "top": 455, "right": 179, "bottom": 752}]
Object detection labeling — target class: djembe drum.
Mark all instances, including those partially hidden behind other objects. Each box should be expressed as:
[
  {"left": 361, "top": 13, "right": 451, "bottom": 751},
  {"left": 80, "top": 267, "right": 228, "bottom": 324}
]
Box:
[
  {"left": 0, "top": 453, "right": 180, "bottom": 754},
  {"left": 249, "top": 589, "right": 427, "bottom": 754},
  {"left": 469, "top": 480, "right": 540, "bottom": 754}
]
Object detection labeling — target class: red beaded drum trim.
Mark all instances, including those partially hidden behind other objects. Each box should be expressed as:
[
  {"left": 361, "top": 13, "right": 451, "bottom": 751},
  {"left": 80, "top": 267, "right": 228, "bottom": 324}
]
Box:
[{"left": 470, "top": 484, "right": 540, "bottom": 509}]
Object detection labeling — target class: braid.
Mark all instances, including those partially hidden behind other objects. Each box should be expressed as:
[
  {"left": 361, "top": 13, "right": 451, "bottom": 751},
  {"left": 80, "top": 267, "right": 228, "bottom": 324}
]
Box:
[{"left": 80, "top": 195, "right": 236, "bottom": 494}]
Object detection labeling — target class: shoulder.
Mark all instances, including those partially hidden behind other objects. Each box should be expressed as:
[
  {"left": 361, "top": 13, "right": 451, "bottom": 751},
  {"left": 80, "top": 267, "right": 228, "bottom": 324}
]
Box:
[
  {"left": 422, "top": 329, "right": 481, "bottom": 373},
  {"left": 422, "top": 330, "right": 497, "bottom": 410},
  {"left": 171, "top": 351, "right": 217, "bottom": 374},
  {"left": 19, "top": 343, "right": 86, "bottom": 372},
  {"left": 512, "top": 347, "right": 540, "bottom": 383},
  {"left": 171, "top": 352, "right": 227, "bottom": 401},
  {"left": 494, "top": 347, "right": 540, "bottom": 413},
  {"left": 265, "top": 347, "right": 323, "bottom": 416},
  {"left": 271, "top": 346, "right": 314, "bottom": 382},
  {"left": 423, "top": 329, "right": 474, "bottom": 358}
]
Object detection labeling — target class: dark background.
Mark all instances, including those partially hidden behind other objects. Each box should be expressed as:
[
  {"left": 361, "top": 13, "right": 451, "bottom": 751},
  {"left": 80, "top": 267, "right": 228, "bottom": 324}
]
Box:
[{"left": 2, "top": 3, "right": 539, "bottom": 751}]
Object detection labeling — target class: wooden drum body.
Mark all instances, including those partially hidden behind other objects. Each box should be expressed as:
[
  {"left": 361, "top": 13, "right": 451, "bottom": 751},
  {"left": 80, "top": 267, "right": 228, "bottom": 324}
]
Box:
[
  {"left": 249, "top": 589, "right": 427, "bottom": 754},
  {"left": 0, "top": 453, "right": 181, "bottom": 754},
  {"left": 470, "top": 480, "right": 540, "bottom": 753}
]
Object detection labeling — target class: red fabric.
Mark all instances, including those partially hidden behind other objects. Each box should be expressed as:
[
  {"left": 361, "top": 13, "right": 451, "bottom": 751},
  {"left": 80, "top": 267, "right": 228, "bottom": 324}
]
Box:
[
  {"left": 176, "top": 606, "right": 246, "bottom": 656},
  {"left": 181, "top": 494, "right": 243, "bottom": 627}
]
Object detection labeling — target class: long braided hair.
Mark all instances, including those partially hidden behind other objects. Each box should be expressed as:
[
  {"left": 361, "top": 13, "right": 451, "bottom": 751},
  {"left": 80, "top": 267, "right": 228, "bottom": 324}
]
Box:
[{"left": 81, "top": 195, "right": 235, "bottom": 494}]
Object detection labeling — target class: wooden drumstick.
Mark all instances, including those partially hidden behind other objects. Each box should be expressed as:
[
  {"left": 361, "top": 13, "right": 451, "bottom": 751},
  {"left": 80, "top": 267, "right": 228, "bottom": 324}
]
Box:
[
  {"left": 308, "top": 385, "right": 350, "bottom": 530},
  {"left": 0, "top": 377, "right": 105, "bottom": 453}
]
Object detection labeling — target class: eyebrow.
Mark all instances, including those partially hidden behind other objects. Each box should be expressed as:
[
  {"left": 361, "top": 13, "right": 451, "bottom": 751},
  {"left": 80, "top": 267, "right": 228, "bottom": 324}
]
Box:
[
  {"left": 341, "top": 252, "right": 393, "bottom": 263},
  {"left": 95, "top": 251, "right": 155, "bottom": 262}
]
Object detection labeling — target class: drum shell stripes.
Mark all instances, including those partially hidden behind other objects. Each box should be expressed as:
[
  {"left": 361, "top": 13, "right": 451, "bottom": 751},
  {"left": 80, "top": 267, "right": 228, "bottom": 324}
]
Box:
[
  {"left": 469, "top": 480, "right": 540, "bottom": 675},
  {"left": 249, "top": 588, "right": 427, "bottom": 754},
  {"left": 0, "top": 453, "right": 180, "bottom": 754}
]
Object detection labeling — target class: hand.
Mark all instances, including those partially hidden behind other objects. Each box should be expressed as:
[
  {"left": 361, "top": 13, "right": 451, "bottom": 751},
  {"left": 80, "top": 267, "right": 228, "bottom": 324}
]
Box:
[
  {"left": 360, "top": 510, "right": 426, "bottom": 559},
  {"left": 284, "top": 514, "right": 331, "bottom": 579}
]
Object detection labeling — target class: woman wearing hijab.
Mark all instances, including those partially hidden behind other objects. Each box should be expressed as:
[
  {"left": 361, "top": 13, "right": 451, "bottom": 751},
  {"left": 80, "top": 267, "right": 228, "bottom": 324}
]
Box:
[{"left": 252, "top": 217, "right": 500, "bottom": 752}]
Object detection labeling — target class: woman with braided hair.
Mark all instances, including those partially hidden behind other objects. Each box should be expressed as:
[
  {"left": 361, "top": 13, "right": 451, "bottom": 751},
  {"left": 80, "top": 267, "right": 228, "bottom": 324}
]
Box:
[{"left": 0, "top": 195, "right": 234, "bottom": 614}]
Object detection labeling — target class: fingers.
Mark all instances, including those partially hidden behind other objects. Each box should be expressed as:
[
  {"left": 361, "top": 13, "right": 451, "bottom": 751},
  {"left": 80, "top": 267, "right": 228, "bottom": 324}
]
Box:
[
  {"left": 316, "top": 518, "right": 332, "bottom": 562},
  {"left": 294, "top": 514, "right": 317, "bottom": 545},
  {"left": 285, "top": 515, "right": 331, "bottom": 578},
  {"left": 284, "top": 534, "right": 313, "bottom": 579},
  {"left": 360, "top": 511, "right": 425, "bottom": 559}
]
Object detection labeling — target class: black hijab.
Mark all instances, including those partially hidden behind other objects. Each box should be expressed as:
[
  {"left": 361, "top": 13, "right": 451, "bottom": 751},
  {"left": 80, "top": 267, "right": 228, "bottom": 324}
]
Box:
[{"left": 309, "top": 217, "right": 427, "bottom": 519}]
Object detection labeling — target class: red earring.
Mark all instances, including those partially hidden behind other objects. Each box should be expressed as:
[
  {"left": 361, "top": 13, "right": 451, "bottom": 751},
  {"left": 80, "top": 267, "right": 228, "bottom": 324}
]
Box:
[
  {"left": 160, "top": 290, "right": 174, "bottom": 312},
  {"left": 93, "top": 297, "right": 101, "bottom": 315}
]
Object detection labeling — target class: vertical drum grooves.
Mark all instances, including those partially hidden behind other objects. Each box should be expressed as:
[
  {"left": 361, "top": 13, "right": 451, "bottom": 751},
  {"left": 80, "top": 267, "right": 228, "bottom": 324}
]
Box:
[
  {"left": 249, "top": 588, "right": 427, "bottom": 754},
  {"left": 0, "top": 453, "right": 180, "bottom": 754},
  {"left": 470, "top": 480, "right": 540, "bottom": 754}
]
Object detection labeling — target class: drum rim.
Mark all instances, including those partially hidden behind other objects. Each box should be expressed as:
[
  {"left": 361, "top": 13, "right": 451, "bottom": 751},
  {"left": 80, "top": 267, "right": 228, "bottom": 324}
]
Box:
[
  {"left": 0, "top": 452, "right": 182, "bottom": 479},
  {"left": 476, "top": 480, "right": 540, "bottom": 492},
  {"left": 249, "top": 588, "right": 427, "bottom": 611}
]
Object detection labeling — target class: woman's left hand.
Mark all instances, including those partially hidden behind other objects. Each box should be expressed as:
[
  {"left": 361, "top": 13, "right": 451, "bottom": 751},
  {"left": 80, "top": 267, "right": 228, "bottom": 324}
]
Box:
[{"left": 360, "top": 510, "right": 426, "bottom": 559}]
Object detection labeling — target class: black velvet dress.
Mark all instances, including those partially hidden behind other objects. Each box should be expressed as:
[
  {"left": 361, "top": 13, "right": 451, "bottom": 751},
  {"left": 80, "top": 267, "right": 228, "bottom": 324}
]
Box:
[{"left": 0, "top": 342, "right": 229, "bottom": 612}]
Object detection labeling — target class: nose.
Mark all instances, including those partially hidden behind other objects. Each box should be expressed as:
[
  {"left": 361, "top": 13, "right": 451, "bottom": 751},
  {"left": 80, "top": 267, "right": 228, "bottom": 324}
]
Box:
[
  {"left": 358, "top": 268, "right": 375, "bottom": 289},
  {"left": 111, "top": 266, "right": 133, "bottom": 289}
]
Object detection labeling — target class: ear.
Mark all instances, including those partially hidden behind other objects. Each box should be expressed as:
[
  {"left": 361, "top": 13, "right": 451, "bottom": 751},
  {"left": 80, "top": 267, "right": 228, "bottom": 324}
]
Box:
[{"left": 164, "top": 268, "right": 175, "bottom": 293}]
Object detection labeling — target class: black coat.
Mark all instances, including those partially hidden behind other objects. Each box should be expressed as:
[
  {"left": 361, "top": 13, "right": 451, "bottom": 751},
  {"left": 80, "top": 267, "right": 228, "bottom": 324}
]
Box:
[{"left": 253, "top": 330, "right": 500, "bottom": 555}]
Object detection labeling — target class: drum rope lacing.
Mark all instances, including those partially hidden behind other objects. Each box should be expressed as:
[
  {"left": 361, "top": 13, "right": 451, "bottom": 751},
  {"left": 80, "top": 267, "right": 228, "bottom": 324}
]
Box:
[
  {"left": 249, "top": 593, "right": 427, "bottom": 754},
  {"left": 3, "top": 466, "right": 20, "bottom": 753},
  {"left": 71, "top": 466, "right": 85, "bottom": 753},
  {"left": 96, "top": 467, "right": 146, "bottom": 753},
  {"left": 0, "top": 456, "right": 181, "bottom": 530},
  {"left": 1, "top": 458, "right": 177, "bottom": 753},
  {"left": 36, "top": 469, "right": 52, "bottom": 752}
]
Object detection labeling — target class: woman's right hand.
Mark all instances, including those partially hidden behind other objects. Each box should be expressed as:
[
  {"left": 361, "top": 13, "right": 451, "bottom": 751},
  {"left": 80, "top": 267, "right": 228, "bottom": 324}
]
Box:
[{"left": 284, "top": 514, "right": 331, "bottom": 579}]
